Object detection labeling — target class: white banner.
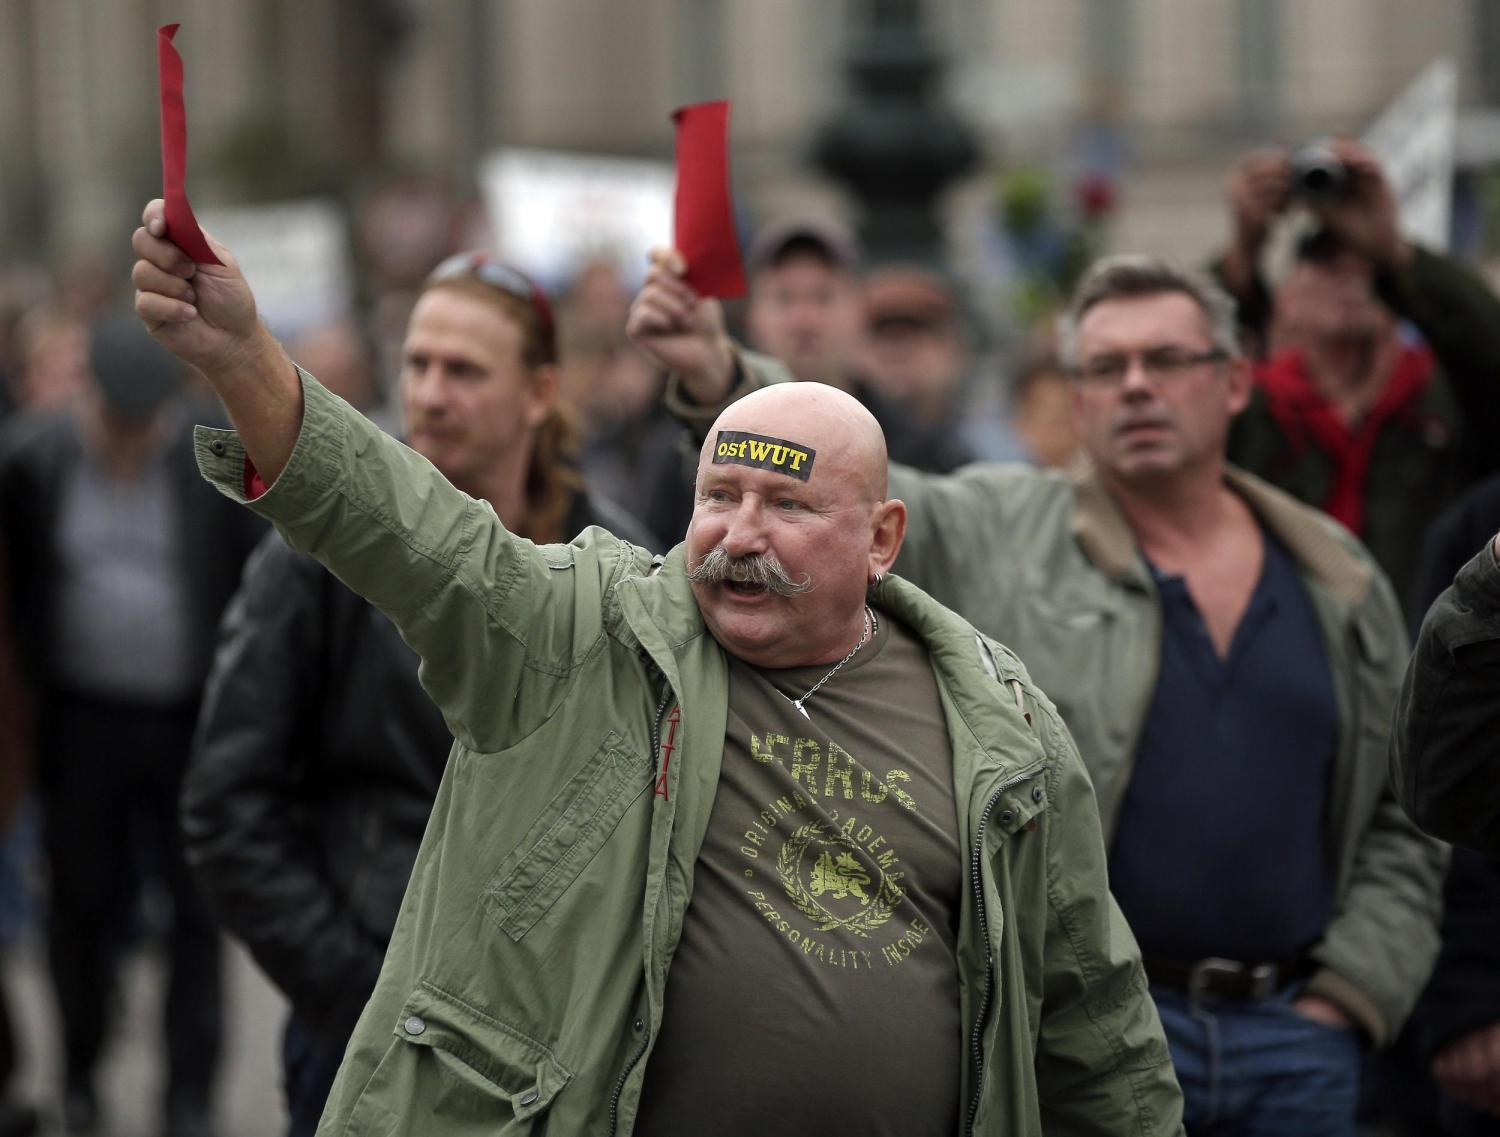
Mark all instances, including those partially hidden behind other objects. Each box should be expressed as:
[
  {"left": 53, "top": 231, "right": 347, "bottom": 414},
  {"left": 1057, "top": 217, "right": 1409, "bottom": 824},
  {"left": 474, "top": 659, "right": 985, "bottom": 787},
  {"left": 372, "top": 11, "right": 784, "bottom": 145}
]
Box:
[
  {"left": 198, "top": 199, "right": 353, "bottom": 338},
  {"left": 1363, "top": 59, "right": 1458, "bottom": 252},
  {"left": 478, "top": 148, "right": 675, "bottom": 289}
]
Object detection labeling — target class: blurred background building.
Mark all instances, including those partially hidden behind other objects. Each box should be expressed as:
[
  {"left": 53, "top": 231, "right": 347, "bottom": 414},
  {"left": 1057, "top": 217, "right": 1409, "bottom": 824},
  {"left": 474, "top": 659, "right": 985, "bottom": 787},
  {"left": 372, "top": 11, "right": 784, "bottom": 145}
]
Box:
[
  {"left": 1, "top": 0, "right": 1495, "bottom": 258},
  {"left": 3, "top": 0, "right": 1499, "bottom": 384}
]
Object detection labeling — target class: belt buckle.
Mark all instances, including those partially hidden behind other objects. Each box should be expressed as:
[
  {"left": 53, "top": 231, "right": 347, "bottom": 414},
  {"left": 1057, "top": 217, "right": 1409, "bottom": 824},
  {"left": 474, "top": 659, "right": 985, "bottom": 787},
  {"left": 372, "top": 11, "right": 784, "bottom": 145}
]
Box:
[
  {"left": 1247, "top": 962, "right": 1278, "bottom": 1000},
  {"left": 1187, "top": 957, "right": 1244, "bottom": 1003},
  {"left": 1187, "top": 957, "right": 1278, "bottom": 1002}
]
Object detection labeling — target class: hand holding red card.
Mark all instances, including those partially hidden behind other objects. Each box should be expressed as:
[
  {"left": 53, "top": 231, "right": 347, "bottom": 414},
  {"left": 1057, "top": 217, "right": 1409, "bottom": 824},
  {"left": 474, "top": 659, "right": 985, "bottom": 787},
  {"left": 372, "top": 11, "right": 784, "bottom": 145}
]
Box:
[
  {"left": 672, "top": 101, "right": 745, "bottom": 298},
  {"left": 156, "top": 24, "right": 221, "bottom": 266}
]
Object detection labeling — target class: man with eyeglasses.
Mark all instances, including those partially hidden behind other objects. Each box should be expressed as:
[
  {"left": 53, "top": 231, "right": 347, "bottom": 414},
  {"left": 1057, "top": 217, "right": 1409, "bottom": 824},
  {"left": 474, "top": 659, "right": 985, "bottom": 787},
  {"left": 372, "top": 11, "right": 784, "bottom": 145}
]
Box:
[{"left": 637, "top": 250, "right": 1444, "bottom": 1136}]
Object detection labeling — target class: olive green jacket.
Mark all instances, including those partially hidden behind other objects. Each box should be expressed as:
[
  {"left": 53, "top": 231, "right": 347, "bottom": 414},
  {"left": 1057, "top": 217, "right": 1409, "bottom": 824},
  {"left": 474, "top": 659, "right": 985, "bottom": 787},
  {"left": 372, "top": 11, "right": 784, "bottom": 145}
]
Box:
[
  {"left": 675, "top": 354, "right": 1447, "bottom": 1045},
  {"left": 886, "top": 459, "right": 1445, "bottom": 1043},
  {"left": 195, "top": 373, "right": 1183, "bottom": 1136}
]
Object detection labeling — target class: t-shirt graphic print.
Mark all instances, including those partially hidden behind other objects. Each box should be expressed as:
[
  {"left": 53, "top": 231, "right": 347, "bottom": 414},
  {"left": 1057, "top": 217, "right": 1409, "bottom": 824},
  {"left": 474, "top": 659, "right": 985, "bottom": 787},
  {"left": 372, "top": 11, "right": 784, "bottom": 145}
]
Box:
[{"left": 634, "top": 614, "right": 964, "bottom": 1137}]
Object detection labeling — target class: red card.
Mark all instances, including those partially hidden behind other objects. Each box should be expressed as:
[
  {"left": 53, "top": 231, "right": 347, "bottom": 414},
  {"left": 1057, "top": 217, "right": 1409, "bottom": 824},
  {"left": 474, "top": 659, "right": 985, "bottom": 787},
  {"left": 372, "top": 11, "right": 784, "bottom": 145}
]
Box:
[
  {"left": 672, "top": 101, "right": 745, "bottom": 298},
  {"left": 157, "top": 24, "right": 221, "bottom": 265}
]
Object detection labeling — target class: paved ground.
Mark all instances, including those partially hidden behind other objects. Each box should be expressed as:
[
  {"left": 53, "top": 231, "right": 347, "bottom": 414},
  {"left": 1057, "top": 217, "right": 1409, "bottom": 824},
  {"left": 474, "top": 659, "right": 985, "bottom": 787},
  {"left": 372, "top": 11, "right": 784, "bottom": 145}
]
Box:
[{"left": 6, "top": 932, "right": 286, "bottom": 1137}]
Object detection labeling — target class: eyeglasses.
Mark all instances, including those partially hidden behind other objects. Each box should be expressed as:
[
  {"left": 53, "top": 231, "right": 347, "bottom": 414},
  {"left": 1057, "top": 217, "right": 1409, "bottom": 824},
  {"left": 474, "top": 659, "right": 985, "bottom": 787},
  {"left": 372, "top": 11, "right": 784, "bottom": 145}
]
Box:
[
  {"left": 1071, "top": 347, "right": 1227, "bottom": 388},
  {"left": 426, "top": 252, "right": 557, "bottom": 363}
]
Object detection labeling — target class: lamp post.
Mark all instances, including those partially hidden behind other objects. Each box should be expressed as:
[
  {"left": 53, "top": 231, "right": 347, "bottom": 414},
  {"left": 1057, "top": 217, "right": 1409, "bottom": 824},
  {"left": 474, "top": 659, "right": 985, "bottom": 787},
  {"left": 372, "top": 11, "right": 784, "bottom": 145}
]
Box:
[{"left": 813, "top": 0, "right": 979, "bottom": 266}]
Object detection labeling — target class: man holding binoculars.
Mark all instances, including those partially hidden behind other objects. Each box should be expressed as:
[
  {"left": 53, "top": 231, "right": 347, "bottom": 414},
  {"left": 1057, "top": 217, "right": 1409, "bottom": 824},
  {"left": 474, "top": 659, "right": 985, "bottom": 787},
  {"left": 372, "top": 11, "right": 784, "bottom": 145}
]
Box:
[{"left": 1216, "top": 138, "right": 1500, "bottom": 609}]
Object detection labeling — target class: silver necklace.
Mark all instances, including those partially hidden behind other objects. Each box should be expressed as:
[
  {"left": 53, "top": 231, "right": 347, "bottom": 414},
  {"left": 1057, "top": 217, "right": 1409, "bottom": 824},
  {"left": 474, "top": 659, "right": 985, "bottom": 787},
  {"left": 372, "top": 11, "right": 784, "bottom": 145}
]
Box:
[{"left": 786, "top": 606, "right": 877, "bottom": 719}]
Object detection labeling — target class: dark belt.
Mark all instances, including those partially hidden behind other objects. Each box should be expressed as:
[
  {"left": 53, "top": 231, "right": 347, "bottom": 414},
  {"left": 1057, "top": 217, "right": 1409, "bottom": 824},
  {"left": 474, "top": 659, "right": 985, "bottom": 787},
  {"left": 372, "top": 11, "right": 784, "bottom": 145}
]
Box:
[{"left": 1143, "top": 955, "right": 1308, "bottom": 1002}]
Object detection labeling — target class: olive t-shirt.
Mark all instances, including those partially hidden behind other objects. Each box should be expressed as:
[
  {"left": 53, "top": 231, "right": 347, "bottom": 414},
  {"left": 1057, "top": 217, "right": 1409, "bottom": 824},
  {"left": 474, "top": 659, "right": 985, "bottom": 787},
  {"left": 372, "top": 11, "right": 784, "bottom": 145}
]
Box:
[{"left": 634, "top": 613, "right": 963, "bottom": 1136}]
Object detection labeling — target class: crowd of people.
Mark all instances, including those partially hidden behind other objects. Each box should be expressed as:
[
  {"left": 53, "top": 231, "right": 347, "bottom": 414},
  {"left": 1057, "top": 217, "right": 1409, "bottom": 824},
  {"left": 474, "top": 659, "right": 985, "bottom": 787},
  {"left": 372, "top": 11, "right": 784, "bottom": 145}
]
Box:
[{"left": 0, "top": 135, "right": 1496, "bottom": 1136}]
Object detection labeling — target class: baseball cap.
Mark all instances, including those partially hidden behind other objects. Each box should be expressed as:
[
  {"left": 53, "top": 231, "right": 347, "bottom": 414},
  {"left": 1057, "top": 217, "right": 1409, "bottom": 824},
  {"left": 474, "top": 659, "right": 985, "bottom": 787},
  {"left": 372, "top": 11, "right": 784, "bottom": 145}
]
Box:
[
  {"left": 744, "top": 218, "right": 861, "bottom": 278},
  {"left": 864, "top": 266, "right": 958, "bottom": 331}
]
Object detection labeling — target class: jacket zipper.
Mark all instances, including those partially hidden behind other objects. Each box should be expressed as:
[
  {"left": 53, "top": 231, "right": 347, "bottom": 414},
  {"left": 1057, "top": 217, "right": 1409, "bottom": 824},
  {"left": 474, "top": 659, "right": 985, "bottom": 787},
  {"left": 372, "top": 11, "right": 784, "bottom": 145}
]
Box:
[
  {"left": 965, "top": 766, "right": 1044, "bottom": 1137},
  {"left": 606, "top": 678, "right": 674, "bottom": 1136},
  {"left": 606, "top": 1024, "right": 652, "bottom": 1137},
  {"left": 648, "top": 681, "right": 672, "bottom": 788}
]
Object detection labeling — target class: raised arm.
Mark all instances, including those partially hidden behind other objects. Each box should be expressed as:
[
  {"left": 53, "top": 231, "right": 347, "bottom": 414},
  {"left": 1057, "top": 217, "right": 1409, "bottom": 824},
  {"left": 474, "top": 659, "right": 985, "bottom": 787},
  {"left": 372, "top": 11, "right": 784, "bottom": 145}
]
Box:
[
  {"left": 627, "top": 253, "right": 1049, "bottom": 614},
  {"left": 134, "top": 201, "right": 646, "bottom": 752},
  {"left": 626, "top": 247, "right": 737, "bottom": 407},
  {"left": 132, "top": 198, "right": 302, "bottom": 484},
  {"left": 1212, "top": 148, "right": 1292, "bottom": 356}
]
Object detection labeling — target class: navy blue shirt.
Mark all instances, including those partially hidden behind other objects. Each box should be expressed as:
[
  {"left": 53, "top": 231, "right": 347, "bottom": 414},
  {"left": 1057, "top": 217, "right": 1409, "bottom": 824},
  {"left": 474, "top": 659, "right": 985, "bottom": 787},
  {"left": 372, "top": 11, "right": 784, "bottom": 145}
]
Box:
[{"left": 1108, "top": 527, "right": 1338, "bottom": 962}]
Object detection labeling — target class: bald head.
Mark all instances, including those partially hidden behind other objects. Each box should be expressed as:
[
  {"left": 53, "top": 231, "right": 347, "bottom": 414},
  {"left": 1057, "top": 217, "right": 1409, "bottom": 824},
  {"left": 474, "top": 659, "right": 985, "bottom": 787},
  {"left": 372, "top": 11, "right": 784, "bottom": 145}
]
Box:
[
  {"left": 685, "top": 380, "right": 906, "bottom": 668},
  {"left": 699, "top": 381, "right": 889, "bottom": 503}
]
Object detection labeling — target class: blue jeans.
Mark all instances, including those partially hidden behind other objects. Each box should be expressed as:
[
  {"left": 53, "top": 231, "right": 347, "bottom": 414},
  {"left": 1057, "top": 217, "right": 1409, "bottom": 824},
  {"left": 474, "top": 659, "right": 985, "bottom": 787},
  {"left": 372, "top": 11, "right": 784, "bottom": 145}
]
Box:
[
  {"left": 282, "top": 1016, "right": 343, "bottom": 1137},
  {"left": 1153, "top": 983, "right": 1363, "bottom": 1137}
]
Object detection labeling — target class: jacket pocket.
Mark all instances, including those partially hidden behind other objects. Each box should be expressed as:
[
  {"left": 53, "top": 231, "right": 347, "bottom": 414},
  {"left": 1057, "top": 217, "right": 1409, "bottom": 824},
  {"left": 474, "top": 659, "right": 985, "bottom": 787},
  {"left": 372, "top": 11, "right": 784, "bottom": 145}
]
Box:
[
  {"left": 483, "top": 731, "right": 650, "bottom": 941},
  {"left": 342, "top": 981, "right": 570, "bottom": 1135}
]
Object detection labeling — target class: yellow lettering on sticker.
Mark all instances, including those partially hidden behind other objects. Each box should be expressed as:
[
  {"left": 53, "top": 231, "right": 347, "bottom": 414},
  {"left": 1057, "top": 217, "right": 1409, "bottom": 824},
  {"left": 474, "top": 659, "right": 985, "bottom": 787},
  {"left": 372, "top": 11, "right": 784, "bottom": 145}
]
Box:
[
  {"left": 747, "top": 440, "right": 772, "bottom": 462},
  {"left": 787, "top": 450, "right": 807, "bottom": 471}
]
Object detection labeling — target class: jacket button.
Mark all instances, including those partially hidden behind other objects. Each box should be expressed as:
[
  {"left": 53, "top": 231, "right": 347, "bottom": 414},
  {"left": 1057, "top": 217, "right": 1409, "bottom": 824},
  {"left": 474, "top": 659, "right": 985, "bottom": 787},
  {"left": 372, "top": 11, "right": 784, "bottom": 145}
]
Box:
[
  {"left": 633, "top": 1018, "right": 645, "bottom": 1033},
  {"left": 998, "top": 809, "right": 1015, "bottom": 826},
  {"left": 518, "top": 1089, "right": 539, "bottom": 1107},
  {"left": 403, "top": 1015, "right": 426, "bottom": 1036},
  {"left": 1032, "top": 785, "right": 1044, "bottom": 804},
  {"left": 209, "top": 439, "right": 227, "bottom": 457}
]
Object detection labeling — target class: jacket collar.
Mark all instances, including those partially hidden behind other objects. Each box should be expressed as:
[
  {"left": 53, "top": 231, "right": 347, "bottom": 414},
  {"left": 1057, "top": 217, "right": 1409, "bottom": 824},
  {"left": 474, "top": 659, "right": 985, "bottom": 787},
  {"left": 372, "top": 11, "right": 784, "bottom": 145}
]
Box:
[
  {"left": 620, "top": 544, "right": 1006, "bottom": 665},
  {"left": 614, "top": 545, "right": 706, "bottom": 656},
  {"left": 616, "top": 545, "right": 1040, "bottom": 782},
  {"left": 1070, "top": 463, "right": 1373, "bottom": 607}
]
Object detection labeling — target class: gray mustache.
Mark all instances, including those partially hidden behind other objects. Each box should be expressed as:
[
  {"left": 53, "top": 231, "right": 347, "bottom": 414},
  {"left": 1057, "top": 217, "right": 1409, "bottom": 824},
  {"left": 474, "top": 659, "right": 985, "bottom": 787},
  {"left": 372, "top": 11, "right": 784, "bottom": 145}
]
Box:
[{"left": 686, "top": 547, "right": 813, "bottom": 596}]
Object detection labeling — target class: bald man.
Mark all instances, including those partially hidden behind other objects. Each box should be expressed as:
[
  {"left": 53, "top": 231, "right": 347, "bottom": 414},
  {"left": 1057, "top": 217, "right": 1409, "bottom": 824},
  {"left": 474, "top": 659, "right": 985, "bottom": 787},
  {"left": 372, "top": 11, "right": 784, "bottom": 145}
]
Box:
[{"left": 132, "top": 201, "right": 1182, "bottom": 1135}]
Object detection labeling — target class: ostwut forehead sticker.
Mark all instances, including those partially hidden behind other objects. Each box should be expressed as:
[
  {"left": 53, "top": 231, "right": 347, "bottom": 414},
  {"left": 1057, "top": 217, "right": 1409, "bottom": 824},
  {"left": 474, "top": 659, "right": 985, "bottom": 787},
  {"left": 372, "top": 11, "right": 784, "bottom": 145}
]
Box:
[{"left": 712, "top": 430, "right": 816, "bottom": 482}]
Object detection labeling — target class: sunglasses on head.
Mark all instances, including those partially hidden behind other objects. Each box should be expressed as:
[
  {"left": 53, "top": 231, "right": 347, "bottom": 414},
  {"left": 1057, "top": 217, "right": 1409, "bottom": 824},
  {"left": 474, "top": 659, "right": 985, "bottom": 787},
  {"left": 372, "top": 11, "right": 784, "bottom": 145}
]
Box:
[{"left": 426, "top": 252, "right": 557, "bottom": 363}]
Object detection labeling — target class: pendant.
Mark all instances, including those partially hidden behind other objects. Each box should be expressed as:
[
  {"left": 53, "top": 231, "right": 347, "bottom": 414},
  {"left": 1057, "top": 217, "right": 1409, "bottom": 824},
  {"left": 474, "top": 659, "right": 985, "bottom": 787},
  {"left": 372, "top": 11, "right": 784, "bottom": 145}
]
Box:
[{"left": 790, "top": 698, "right": 809, "bottom": 719}]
